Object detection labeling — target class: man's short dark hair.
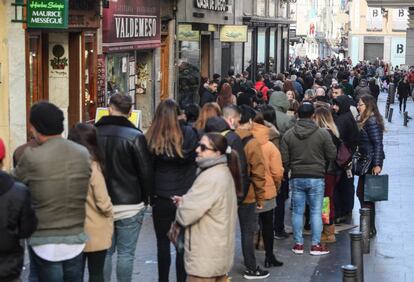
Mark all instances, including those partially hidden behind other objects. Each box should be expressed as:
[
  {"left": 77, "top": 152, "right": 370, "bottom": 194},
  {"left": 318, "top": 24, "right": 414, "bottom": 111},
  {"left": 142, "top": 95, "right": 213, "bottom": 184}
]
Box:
[
  {"left": 184, "top": 104, "right": 200, "bottom": 123},
  {"left": 109, "top": 94, "right": 133, "bottom": 115},
  {"left": 239, "top": 105, "right": 257, "bottom": 124},
  {"left": 297, "top": 102, "right": 315, "bottom": 119}
]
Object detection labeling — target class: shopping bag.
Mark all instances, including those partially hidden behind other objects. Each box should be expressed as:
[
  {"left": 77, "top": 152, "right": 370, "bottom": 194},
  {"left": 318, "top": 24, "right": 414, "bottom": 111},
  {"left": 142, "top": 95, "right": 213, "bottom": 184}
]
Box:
[
  {"left": 322, "top": 197, "right": 330, "bottom": 224},
  {"left": 364, "top": 174, "right": 389, "bottom": 201}
]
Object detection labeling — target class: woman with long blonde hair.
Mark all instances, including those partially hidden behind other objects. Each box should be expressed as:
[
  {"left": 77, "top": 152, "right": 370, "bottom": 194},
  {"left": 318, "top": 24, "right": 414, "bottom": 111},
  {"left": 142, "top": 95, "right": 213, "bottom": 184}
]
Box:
[
  {"left": 194, "top": 102, "right": 222, "bottom": 133},
  {"left": 313, "top": 107, "right": 341, "bottom": 243},
  {"left": 146, "top": 99, "right": 199, "bottom": 282}
]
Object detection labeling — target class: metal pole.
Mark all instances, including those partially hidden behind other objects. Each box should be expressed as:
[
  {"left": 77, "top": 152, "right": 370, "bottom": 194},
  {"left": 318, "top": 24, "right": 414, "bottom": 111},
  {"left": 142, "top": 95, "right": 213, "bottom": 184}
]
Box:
[
  {"left": 360, "top": 208, "right": 371, "bottom": 254},
  {"left": 389, "top": 82, "right": 395, "bottom": 104},
  {"left": 404, "top": 111, "right": 409, "bottom": 126},
  {"left": 388, "top": 108, "right": 394, "bottom": 123},
  {"left": 385, "top": 103, "right": 390, "bottom": 119},
  {"left": 342, "top": 265, "right": 358, "bottom": 282},
  {"left": 350, "top": 231, "right": 364, "bottom": 282}
]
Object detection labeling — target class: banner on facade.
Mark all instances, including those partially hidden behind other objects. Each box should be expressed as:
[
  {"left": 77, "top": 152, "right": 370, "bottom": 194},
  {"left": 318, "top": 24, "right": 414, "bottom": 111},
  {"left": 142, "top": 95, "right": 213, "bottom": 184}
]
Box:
[
  {"left": 392, "top": 9, "right": 408, "bottom": 31},
  {"left": 391, "top": 37, "right": 406, "bottom": 67},
  {"left": 366, "top": 8, "right": 382, "bottom": 31},
  {"left": 95, "top": 108, "right": 142, "bottom": 129},
  {"left": 178, "top": 24, "right": 200, "bottom": 41},
  {"left": 27, "top": 0, "right": 68, "bottom": 29},
  {"left": 102, "top": 0, "right": 161, "bottom": 52},
  {"left": 219, "top": 25, "right": 247, "bottom": 42}
]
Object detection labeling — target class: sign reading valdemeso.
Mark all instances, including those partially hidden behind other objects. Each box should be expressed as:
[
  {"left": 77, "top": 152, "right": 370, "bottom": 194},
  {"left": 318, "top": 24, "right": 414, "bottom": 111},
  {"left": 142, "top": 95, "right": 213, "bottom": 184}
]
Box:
[{"left": 27, "top": 0, "right": 68, "bottom": 29}]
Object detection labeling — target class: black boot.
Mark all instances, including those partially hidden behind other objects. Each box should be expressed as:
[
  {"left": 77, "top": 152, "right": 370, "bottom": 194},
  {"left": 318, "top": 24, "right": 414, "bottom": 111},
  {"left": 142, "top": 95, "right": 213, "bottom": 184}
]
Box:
[
  {"left": 264, "top": 254, "right": 283, "bottom": 268},
  {"left": 369, "top": 204, "right": 377, "bottom": 238}
]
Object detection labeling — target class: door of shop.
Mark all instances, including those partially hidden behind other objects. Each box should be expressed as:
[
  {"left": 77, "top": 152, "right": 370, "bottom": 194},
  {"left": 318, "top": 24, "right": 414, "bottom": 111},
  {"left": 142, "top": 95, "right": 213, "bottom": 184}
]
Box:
[
  {"left": 160, "top": 34, "right": 170, "bottom": 100},
  {"left": 364, "top": 43, "right": 384, "bottom": 62}
]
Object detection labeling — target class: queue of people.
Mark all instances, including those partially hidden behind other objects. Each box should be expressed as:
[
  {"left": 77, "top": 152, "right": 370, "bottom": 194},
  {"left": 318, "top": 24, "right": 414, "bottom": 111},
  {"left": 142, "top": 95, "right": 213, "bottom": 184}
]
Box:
[{"left": 0, "top": 58, "right": 389, "bottom": 282}]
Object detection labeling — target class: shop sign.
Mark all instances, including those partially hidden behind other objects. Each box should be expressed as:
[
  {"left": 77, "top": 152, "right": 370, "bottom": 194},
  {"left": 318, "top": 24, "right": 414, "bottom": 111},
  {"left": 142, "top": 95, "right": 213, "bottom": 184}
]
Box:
[
  {"left": 392, "top": 9, "right": 408, "bottom": 31},
  {"left": 102, "top": 0, "right": 161, "bottom": 52},
  {"left": 27, "top": 0, "right": 68, "bottom": 29},
  {"left": 96, "top": 55, "right": 107, "bottom": 107},
  {"left": 391, "top": 37, "right": 406, "bottom": 67},
  {"left": 219, "top": 25, "right": 247, "bottom": 42},
  {"left": 194, "top": 0, "right": 228, "bottom": 12},
  {"left": 178, "top": 24, "right": 200, "bottom": 41},
  {"left": 367, "top": 8, "right": 382, "bottom": 31},
  {"left": 49, "top": 43, "right": 69, "bottom": 78}
]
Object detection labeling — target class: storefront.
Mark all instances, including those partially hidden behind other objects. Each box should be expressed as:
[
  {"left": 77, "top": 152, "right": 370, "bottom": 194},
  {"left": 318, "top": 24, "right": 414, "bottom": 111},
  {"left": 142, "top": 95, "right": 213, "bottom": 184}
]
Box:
[
  {"left": 102, "top": 0, "right": 160, "bottom": 127},
  {"left": 25, "top": 0, "right": 100, "bottom": 134},
  {"left": 175, "top": 0, "right": 236, "bottom": 107}
]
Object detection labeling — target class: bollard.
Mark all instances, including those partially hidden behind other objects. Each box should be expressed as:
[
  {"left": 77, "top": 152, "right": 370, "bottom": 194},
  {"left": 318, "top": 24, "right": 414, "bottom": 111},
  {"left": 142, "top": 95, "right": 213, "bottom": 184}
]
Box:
[
  {"left": 342, "top": 265, "right": 358, "bottom": 282},
  {"left": 385, "top": 103, "right": 390, "bottom": 119},
  {"left": 388, "top": 108, "right": 393, "bottom": 123},
  {"left": 350, "top": 231, "right": 364, "bottom": 282},
  {"left": 389, "top": 82, "right": 395, "bottom": 104},
  {"left": 360, "top": 208, "right": 371, "bottom": 254},
  {"left": 404, "top": 111, "right": 409, "bottom": 126}
]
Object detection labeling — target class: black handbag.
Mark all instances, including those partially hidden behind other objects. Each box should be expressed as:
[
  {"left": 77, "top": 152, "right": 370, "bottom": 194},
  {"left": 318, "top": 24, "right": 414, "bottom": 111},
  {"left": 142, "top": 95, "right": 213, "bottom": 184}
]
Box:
[
  {"left": 352, "top": 149, "right": 372, "bottom": 176},
  {"left": 364, "top": 174, "right": 389, "bottom": 201}
]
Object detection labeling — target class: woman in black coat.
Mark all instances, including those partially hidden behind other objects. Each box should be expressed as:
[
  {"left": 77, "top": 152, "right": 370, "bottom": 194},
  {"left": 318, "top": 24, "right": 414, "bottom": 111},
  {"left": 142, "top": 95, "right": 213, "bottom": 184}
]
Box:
[
  {"left": 146, "top": 99, "right": 199, "bottom": 282},
  {"left": 356, "top": 94, "right": 385, "bottom": 237},
  {"left": 397, "top": 75, "right": 411, "bottom": 113},
  {"left": 368, "top": 78, "right": 380, "bottom": 102}
]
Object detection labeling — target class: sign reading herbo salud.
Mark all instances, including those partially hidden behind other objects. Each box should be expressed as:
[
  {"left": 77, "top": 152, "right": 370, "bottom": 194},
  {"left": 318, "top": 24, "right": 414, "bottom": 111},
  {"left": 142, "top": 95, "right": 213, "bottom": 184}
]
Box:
[{"left": 27, "top": 0, "right": 68, "bottom": 29}]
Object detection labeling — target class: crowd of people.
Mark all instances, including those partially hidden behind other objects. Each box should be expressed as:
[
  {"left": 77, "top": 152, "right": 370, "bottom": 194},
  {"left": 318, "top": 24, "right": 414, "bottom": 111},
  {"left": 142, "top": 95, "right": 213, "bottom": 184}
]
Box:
[{"left": 1, "top": 56, "right": 405, "bottom": 282}]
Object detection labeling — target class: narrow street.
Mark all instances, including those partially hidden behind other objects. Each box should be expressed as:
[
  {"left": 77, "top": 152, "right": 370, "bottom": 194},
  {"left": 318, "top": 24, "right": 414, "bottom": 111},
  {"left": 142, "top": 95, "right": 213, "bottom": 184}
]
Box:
[{"left": 21, "top": 92, "right": 414, "bottom": 281}]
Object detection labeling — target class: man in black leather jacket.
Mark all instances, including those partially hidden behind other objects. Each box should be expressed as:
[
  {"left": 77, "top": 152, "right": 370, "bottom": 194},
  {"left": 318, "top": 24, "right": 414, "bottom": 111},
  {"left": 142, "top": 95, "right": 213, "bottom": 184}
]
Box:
[
  {"left": 0, "top": 138, "right": 37, "bottom": 282},
  {"left": 95, "top": 94, "right": 153, "bottom": 282}
]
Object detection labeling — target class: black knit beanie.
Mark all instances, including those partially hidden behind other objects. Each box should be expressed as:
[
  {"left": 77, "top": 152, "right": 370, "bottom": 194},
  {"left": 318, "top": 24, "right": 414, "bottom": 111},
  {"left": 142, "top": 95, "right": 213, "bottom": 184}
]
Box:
[{"left": 30, "top": 102, "right": 64, "bottom": 136}]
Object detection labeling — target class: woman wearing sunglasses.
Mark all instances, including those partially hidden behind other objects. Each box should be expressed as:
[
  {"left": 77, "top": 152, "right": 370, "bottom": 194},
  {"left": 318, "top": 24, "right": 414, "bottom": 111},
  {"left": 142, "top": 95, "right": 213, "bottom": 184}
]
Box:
[{"left": 172, "top": 133, "right": 242, "bottom": 282}]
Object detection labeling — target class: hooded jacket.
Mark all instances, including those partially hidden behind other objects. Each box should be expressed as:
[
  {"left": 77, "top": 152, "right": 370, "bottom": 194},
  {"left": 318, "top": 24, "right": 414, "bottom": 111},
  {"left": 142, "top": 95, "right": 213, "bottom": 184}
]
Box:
[
  {"left": 0, "top": 172, "right": 37, "bottom": 282},
  {"left": 355, "top": 79, "right": 371, "bottom": 99},
  {"left": 268, "top": 91, "right": 296, "bottom": 135},
  {"left": 235, "top": 128, "right": 266, "bottom": 206},
  {"left": 205, "top": 117, "right": 248, "bottom": 203},
  {"left": 333, "top": 95, "right": 360, "bottom": 151},
  {"left": 280, "top": 119, "right": 337, "bottom": 179},
  {"left": 250, "top": 123, "right": 284, "bottom": 199}
]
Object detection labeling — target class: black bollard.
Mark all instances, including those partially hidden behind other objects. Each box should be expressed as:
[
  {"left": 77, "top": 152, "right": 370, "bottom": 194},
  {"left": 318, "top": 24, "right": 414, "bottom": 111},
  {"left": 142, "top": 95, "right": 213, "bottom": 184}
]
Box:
[
  {"left": 350, "top": 231, "right": 364, "bottom": 282},
  {"left": 388, "top": 108, "right": 393, "bottom": 123},
  {"left": 389, "top": 82, "right": 395, "bottom": 104},
  {"left": 342, "top": 265, "right": 358, "bottom": 282},
  {"left": 385, "top": 103, "right": 390, "bottom": 119},
  {"left": 360, "top": 208, "right": 371, "bottom": 254},
  {"left": 404, "top": 112, "right": 409, "bottom": 126}
]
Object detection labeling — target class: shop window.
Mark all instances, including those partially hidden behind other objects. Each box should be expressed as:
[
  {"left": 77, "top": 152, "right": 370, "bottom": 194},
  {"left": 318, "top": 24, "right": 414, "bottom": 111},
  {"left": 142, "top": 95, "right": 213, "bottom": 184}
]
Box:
[
  {"left": 257, "top": 0, "right": 266, "bottom": 16},
  {"left": 269, "top": 0, "right": 276, "bottom": 17},
  {"left": 257, "top": 28, "right": 266, "bottom": 74},
  {"left": 243, "top": 30, "right": 252, "bottom": 73},
  {"left": 106, "top": 53, "right": 130, "bottom": 96},
  {"left": 83, "top": 32, "right": 97, "bottom": 122},
  {"left": 178, "top": 41, "right": 200, "bottom": 108},
  {"left": 279, "top": 3, "right": 288, "bottom": 18},
  {"left": 269, "top": 28, "right": 276, "bottom": 72}
]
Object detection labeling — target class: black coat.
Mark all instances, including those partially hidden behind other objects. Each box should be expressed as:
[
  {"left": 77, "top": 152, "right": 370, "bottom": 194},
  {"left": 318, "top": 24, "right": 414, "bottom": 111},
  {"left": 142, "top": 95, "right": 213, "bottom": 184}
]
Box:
[
  {"left": 199, "top": 89, "right": 216, "bottom": 107},
  {"left": 397, "top": 81, "right": 411, "bottom": 98},
  {"left": 96, "top": 116, "right": 153, "bottom": 205},
  {"left": 358, "top": 116, "right": 385, "bottom": 167},
  {"left": 0, "top": 172, "right": 37, "bottom": 282},
  {"left": 152, "top": 122, "right": 199, "bottom": 198},
  {"left": 333, "top": 95, "right": 360, "bottom": 152}
]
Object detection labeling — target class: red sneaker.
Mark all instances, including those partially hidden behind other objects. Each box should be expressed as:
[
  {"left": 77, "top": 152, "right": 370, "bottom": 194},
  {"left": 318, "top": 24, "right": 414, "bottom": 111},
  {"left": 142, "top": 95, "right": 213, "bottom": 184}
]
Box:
[
  {"left": 292, "top": 243, "right": 304, "bottom": 254},
  {"left": 310, "top": 244, "right": 330, "bottom": 256}
]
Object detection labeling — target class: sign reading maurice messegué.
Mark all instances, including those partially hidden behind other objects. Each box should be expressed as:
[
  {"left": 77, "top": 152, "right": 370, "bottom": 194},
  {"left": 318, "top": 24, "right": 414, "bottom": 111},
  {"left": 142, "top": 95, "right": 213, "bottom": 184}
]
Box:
[
  {"left": 27, "top": 0, "right": 68, "bottom": 29},
  {"left": 102, "top": 0, "right": 160, "bottom": 52}
]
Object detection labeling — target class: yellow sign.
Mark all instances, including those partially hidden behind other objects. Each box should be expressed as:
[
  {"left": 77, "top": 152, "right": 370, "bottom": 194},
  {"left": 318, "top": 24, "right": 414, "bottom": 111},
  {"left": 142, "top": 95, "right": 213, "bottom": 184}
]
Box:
[
  {"left": 95, "top": 108, "right": 142, "bottom": 129},
  {"left": 220, "top": 25, "right": 248, "bottom": 42},
  {"left": 178, "top": 24, "right": 200, "bottom": 42}
]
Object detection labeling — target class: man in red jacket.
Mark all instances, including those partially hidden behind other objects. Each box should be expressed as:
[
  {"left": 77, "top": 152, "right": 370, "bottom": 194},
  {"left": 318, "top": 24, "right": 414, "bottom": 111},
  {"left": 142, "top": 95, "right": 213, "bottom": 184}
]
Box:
[
  {"left": 408, "top": 68, "right": 414, "bottom": 97},
  {"left": 255, "top": 74, "right": 269, "bottom": 101}
]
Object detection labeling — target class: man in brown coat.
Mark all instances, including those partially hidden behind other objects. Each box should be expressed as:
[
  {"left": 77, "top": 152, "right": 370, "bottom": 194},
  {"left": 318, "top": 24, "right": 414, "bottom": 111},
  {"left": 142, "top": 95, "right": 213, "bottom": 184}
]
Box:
[{"left": 235, "top": 105, "right": 269, "bottom": 279}]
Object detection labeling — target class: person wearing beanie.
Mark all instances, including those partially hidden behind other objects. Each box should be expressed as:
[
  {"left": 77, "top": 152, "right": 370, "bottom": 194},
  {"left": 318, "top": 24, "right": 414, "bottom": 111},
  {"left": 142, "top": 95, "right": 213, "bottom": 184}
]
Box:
[
  {"left": 13, "top": 102, "right": 91, "bottom": 281},
  {"left": 0, "top": 138, "right": 38, "bottom": 282},
  {"left": 280, "top": 102, "right": 337, "bottom": 256}
]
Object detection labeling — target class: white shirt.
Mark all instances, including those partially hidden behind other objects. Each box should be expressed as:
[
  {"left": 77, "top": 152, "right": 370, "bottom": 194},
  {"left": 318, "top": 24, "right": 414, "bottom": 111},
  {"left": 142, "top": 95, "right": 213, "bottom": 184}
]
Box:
[
  {"left": 113, "top": 203, "right": 145, "bottom": 221},
  {"left": 32, "top": 244, "right": 85, "bottom": 262}
]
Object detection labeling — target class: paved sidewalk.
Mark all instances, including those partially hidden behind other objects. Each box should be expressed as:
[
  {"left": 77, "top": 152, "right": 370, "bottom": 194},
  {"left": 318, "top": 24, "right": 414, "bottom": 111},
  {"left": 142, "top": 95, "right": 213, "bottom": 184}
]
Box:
[{"left": 21, "top": 92, "right": 414, "bottom": 281}]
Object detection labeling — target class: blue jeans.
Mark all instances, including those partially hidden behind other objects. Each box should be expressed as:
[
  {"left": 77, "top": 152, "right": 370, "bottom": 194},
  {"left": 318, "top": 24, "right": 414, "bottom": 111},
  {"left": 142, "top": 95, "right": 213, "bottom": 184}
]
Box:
[
  {"left": 290, "top": 178, "right": 325, "bottom": 245},
  {"left": 104, "top": 209, "right": 145, "bottom": 282},
  {"left": 29, "top": 247, "right": 84, "bottom": 282}
]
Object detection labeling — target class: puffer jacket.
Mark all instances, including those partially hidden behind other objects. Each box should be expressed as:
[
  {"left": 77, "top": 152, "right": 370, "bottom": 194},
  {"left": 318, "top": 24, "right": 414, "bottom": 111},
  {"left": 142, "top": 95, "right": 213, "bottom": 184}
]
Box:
[
  {"left": 96, "top": 116, "right": 153, "bottom": 205},
  {"left": 176, "top": 159, "right": 237, "bottom": 278},
  {"left": 268, "top": 91, "right": 296, "bottom": 135},
  {"left": 250, "top": 123, "right": 284, "bottom": 198},
  {"left": 358, "top": 116, "right": 385, "bottom": 168},
  {"left": 0, "top": 172, "right": 37, "bottom": 282},
  {"left": 333, "top": 95, "right": 360, "bottom": 151},
  {"left": 151, "top": 122, "right": 198, "bottom": 198}
]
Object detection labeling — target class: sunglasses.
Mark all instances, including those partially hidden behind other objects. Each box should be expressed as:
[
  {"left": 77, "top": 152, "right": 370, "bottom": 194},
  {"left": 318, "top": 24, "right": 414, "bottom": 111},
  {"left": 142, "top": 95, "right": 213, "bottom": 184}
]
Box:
[{"left": 198, "top": 143, "right": 216, "bottom": 152}]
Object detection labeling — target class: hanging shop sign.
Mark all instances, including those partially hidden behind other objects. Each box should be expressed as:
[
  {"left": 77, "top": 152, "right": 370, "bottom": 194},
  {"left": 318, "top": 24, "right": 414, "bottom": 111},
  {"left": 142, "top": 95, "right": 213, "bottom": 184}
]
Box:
[
  {"left": 392, "top": 9, "right": 408, "bottom": 31},
  {"left": 27, "top": 0, "right": 68, "bottom": 29},
  {"left": 178, "top": 24, "right": 200, "bottom": 41},
  {"left": 102, "top": 0, "right": 161, "bottom": 52},
  {"left": 366, "top": 8, "right": 383, "bottom": 31},
  {"left": 220, "top": 25, "right": 247, "bottom": 42}
]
